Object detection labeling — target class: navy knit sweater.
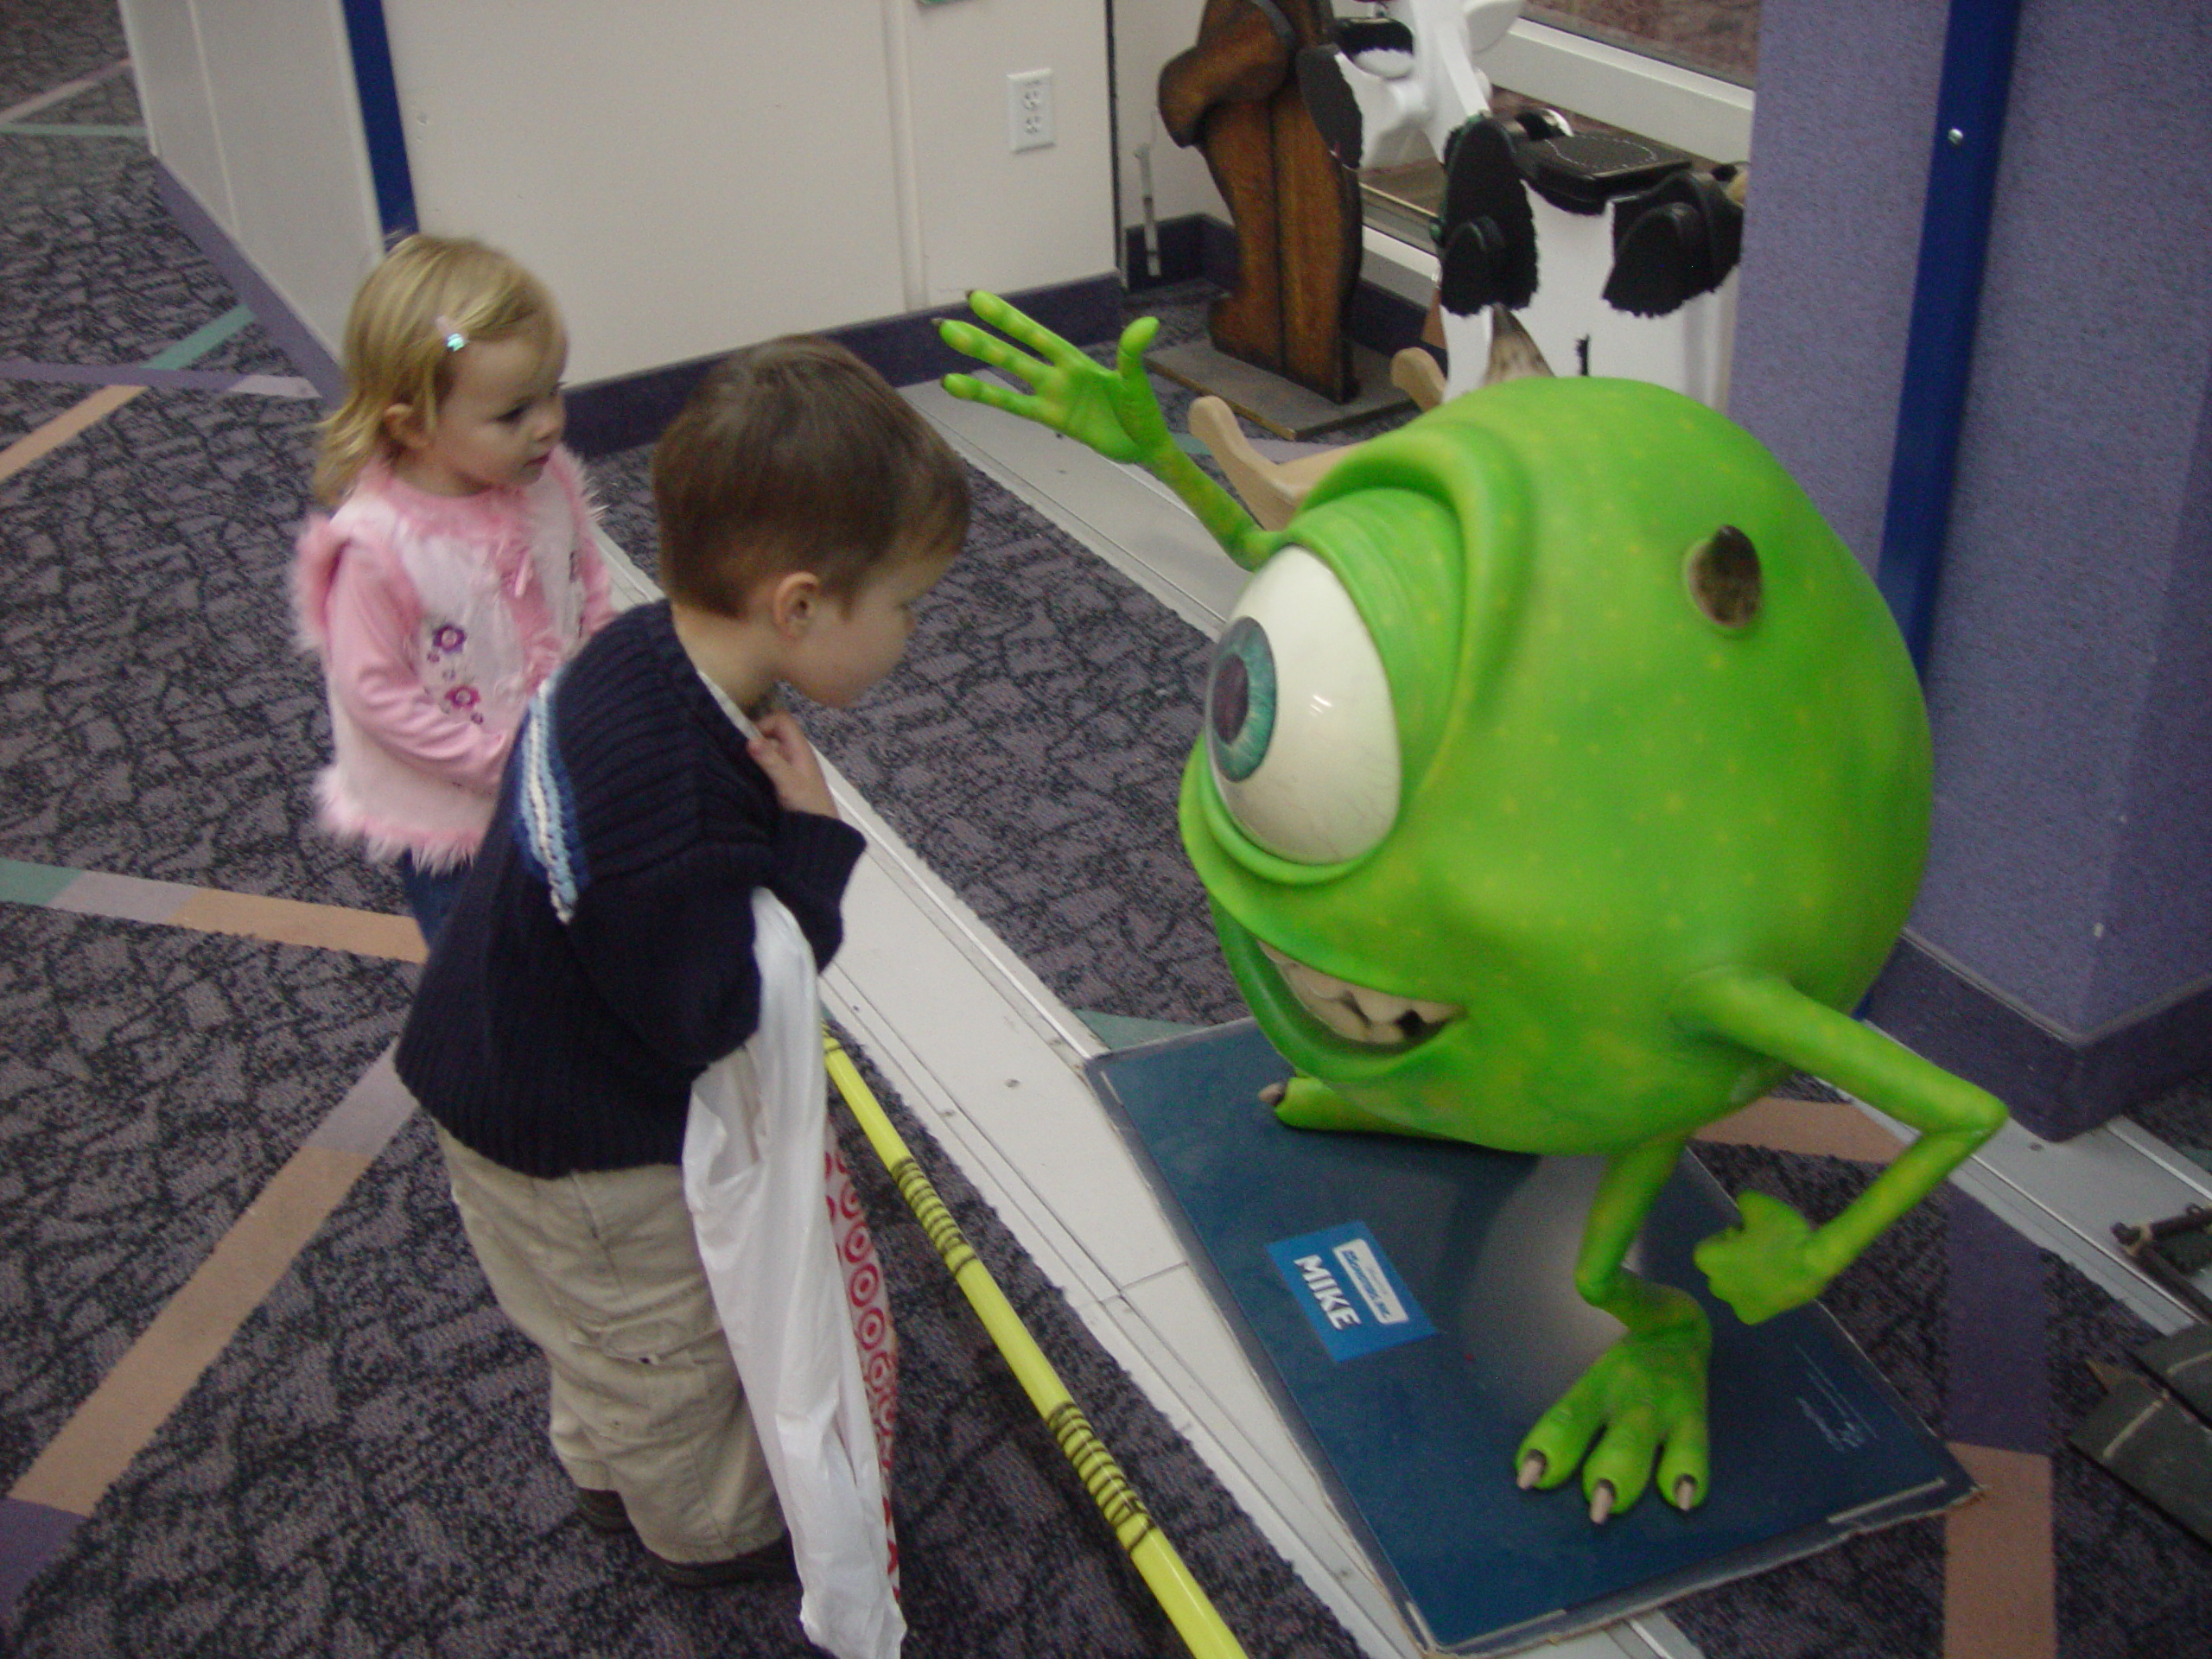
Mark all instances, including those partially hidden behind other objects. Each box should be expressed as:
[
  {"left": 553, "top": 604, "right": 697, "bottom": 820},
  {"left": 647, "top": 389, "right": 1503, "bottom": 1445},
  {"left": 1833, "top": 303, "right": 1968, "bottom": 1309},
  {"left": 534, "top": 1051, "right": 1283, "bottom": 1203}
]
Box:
[{"left": 397, "top": 601, "right": 866, "bottom": 1177}]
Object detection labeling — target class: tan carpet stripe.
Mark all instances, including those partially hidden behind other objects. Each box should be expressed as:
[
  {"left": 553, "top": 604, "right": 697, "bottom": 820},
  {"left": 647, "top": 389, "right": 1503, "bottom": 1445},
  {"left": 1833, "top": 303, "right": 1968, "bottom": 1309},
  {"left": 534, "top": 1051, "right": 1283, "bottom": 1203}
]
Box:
[
  {"left": 0, "top": 384, "right": 143, "bottom": 481},
  {"left": 1694, "top": 1091, "right": 1905, "bottom": 1164},
  {"left": 1943, "top": 1442, "right": 2056, "bottom": 1659}
]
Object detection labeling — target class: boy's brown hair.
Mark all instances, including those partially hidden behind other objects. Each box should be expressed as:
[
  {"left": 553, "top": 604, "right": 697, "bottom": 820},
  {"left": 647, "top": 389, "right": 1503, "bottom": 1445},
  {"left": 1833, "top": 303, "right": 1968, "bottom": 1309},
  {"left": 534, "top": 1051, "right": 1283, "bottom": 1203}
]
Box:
[{"left": 652, "top": 337, "right": 969, "bottom": 614}]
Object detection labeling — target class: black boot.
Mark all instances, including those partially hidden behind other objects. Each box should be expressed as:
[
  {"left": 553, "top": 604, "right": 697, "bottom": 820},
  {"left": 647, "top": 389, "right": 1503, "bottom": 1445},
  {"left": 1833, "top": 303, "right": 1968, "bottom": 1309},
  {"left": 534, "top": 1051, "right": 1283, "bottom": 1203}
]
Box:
[
  {"left": 1603, "top": 166, "right": 1746, "bottom": 318},
  {"left": 1435, "top": 118, "right": 1537, "bottom": 316}
]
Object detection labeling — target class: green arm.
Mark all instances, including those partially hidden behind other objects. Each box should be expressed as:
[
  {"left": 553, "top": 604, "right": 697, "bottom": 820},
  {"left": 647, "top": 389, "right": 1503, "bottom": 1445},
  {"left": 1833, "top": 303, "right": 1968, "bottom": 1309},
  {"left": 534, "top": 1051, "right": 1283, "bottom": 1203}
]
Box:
[
  {"left": 938, "top": 290, "right": 1271, "bottom": 569},
  {"left": 1674, "top": 967, "right": 2008, "bottom": 1323}
]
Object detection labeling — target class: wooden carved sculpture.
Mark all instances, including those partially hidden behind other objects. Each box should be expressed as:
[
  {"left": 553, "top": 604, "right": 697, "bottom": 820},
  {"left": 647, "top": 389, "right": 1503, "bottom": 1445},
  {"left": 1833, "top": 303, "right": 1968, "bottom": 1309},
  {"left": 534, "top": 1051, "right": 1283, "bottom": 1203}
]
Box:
[{"left": 1159, "top": 0, "right": 1362, "bottom": 403}]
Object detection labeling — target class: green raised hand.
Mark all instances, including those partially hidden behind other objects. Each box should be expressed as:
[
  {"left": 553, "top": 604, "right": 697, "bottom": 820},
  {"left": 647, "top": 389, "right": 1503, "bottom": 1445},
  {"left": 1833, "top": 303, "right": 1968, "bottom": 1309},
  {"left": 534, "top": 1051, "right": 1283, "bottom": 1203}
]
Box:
[
  {"left": 938, "top": 292, "right": 1270, "bottom": 569},
  {"left": 939, "top": 291, "right": 1169, "bottom": 465}
]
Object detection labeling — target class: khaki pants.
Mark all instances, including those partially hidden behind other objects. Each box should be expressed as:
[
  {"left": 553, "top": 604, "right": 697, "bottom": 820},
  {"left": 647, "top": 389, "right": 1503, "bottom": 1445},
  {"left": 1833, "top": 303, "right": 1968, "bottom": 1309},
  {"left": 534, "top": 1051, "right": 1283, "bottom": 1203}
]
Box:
[{"left": 435, "top": 1119, "right": 784, "bottom": 1563}]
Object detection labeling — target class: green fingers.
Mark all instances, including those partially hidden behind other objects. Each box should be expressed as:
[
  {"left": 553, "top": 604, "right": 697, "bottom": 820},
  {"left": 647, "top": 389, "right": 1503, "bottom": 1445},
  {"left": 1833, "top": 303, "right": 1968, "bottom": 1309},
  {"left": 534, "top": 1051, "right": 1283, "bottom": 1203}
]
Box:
[
  {"left": 938, "top": 293, "right": 1163, "bottom": 464},
  {"left": 1694, "top": 1189, "right": 1827, "bottom": 1324},
  {"left": 939, "top": 292, "right": 1270, "bottom": 569},
  {"left": 1516, "top": 1300, "right": 1713, "bottom": 1521}
]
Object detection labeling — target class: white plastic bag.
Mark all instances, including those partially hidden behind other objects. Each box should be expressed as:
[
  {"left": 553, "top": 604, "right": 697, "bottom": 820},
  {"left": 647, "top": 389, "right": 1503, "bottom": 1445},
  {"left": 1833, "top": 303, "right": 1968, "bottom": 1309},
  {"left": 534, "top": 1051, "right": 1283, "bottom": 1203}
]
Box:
[{"left": 683, "top": 888, "right": 903, "bottom": 1659}]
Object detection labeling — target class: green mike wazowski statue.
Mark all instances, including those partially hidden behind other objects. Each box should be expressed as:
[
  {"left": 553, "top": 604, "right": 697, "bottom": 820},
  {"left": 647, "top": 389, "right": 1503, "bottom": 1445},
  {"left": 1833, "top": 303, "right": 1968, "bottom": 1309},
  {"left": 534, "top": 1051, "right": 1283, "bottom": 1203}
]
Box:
[{"left": 938, "top": 293, "right": 2005, "bottom": 1525}]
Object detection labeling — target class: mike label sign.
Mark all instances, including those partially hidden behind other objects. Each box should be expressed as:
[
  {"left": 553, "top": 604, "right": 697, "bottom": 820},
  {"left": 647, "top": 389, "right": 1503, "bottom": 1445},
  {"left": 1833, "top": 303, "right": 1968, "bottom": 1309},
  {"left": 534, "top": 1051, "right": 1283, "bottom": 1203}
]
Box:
[{"left": 1267, "top": 1221, "right": 1437, "bottom": 1363}]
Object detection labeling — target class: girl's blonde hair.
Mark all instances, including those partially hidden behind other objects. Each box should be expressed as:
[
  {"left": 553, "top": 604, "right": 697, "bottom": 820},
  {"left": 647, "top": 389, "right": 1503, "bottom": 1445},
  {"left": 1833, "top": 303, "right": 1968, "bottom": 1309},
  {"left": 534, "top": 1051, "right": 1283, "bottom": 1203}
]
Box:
[{"left": 314, "top": 234, "right": 563, "bottom": 504}]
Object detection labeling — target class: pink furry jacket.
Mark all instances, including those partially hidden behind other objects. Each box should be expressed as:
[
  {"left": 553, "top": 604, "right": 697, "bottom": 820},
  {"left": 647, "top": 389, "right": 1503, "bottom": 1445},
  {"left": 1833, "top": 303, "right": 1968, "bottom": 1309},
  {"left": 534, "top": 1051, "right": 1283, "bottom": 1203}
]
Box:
[{"left": 294, "top": 448, "right": 614, "bottom": 871}]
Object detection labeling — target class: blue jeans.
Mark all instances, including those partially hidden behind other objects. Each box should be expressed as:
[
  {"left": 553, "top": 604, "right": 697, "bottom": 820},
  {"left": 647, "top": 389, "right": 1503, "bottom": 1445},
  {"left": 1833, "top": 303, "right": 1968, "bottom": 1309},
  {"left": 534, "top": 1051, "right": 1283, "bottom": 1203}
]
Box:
[{"left": 397, "top": 853, "right": 470, "bottom": 951}]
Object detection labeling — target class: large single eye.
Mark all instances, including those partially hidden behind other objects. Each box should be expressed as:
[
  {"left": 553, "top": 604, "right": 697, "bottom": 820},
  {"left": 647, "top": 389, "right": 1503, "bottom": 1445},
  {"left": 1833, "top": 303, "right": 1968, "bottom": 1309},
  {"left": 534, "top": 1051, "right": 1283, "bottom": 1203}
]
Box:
[
  {"left": 1205, "top": 548, "right": 1400, "bottom": 863},
  {"left": 1209, "top": 617, "right": 1276, "bottom": 781}
]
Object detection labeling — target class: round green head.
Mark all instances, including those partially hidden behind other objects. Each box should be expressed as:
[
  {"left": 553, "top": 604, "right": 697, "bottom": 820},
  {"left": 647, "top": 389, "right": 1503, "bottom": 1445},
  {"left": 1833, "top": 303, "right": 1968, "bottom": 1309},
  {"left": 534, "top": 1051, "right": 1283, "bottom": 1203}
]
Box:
[{"left": 1181, "top": 377, "right": 1930, "bottom": 1154}]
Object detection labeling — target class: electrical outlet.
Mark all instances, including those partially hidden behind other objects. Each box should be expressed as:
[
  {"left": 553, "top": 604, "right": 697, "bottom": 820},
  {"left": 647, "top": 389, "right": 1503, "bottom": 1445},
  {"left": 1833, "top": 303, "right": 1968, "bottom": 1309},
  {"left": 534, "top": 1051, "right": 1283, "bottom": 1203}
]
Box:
[{"left": 1007, "top": 68, "right": 1053, "bottom": 153}]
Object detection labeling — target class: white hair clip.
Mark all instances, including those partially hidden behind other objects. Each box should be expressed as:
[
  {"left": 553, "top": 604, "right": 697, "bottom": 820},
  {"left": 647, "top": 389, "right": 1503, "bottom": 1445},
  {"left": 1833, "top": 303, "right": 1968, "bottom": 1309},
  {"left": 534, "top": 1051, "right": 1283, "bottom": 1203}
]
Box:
[{"left": 434, "top": 314, "right": 467, "bottom": 353}]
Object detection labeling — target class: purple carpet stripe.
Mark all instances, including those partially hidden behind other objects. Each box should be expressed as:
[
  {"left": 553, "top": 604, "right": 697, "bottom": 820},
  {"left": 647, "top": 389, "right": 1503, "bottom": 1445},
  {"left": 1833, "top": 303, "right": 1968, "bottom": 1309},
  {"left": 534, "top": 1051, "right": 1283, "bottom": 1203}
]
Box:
[
  {"left": 45, "top": 868, "right": 195, "bottom": 924},
  {"left": 0, "top": 1500, "right": 83, "bottom": 1611},
  {"left": 1946, "top": 1191, "right": 2050, "bottom": 1452},
  {"left": 154, "top": 165, "right": 345, "bottom": 404},
  {"left": 0, "top": 359, "right": 315, "bottom": 397}
]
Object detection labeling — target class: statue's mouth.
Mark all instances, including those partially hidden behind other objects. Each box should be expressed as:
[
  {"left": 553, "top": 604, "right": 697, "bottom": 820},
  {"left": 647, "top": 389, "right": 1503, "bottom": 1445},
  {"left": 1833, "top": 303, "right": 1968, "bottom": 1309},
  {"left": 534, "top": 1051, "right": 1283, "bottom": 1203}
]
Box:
[{"left": 1257, "top": 940, "right": 1463, "bottom": 1048}]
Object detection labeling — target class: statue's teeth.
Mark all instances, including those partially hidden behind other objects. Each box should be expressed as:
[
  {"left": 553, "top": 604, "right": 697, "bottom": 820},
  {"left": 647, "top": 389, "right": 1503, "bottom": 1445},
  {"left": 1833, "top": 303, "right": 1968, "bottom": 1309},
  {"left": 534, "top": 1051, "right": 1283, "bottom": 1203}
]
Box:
[
  {"left": 1276, "top": 956, "right": 1348, "bottom": 1004},
  {"left": 1350, "top": 984, "right": 1444, "bottom": 1028},
  {"left": 1256, "top": 941, "right": 1462, "bottom": 1046},
  {"left": 1310, "top": 995, "right": 1379, "bottom": 1043}
]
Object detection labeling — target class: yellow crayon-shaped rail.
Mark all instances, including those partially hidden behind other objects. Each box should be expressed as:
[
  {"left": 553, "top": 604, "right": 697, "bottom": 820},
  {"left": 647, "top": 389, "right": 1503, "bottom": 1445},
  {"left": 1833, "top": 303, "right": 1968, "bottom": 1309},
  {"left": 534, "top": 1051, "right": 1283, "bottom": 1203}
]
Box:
[{"left": 823, "top": 1035, "right": 1249, "bottom": 1659}]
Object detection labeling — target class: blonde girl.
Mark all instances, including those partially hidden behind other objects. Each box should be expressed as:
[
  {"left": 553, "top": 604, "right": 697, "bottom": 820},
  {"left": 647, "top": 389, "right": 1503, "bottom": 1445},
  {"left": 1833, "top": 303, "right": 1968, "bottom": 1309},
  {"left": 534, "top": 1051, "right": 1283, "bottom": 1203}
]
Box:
[{"left": 295, "top": 235, "right": 613, "bottom": 945}]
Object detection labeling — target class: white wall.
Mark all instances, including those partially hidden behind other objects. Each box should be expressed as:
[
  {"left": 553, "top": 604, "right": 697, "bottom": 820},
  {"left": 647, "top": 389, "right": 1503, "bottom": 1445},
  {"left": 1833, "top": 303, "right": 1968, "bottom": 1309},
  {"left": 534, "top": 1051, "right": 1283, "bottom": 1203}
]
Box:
[
  {"left": 899, "top": 0, "right": 1116, "bottom": 307},
  {"left": 118, "top": 0, "right": 385, "bottom": 353},
  {"left": 385, "top": 3, "right": 906, "bottom": 386},
  {"left": 384, "top": 0, "right": 1116, "bottom": 386},
  {"left": 121, "top": 0, "right": 1117, "bottom": 386}
]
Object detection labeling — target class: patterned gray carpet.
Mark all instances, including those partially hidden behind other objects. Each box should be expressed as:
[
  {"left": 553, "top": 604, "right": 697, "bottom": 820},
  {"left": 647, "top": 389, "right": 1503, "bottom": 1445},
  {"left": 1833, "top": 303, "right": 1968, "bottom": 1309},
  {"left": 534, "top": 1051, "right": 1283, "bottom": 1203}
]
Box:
[
  {"left": 1, "top": 380, "right": 389, "bottom": 912},
  {"left": 0, "top": 907, "right": 415, "bottom": 1494},
  {"left": 0, "top": 0, "right": 124, "bottom": 109},
  {"left": 1672, "top": 1145, "right": 2212, "bottom": 1659}
]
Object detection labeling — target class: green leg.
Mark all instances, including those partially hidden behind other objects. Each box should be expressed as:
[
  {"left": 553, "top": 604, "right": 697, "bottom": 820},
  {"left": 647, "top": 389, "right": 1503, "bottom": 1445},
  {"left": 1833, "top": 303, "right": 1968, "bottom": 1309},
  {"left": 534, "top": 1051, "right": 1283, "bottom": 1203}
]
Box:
[{"left": 1517, "top": 1135, "right": 1712, "bottom": 1520}]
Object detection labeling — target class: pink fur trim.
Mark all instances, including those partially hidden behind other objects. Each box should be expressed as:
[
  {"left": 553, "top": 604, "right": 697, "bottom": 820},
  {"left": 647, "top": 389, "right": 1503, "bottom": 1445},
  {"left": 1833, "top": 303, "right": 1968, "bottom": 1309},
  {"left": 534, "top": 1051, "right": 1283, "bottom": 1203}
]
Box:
[
  {"left": 356, "top": 452, "right": 555, "bottom": 537},
  {"left": 548, "top": 444, "right": 599, "bottom": 526},
  {"left": 300, "top": 457, "right": 593, "bottom": 658},
  {"left": 548, "top": 445, "right": 615, "bottom": 631},
  {"left": 314, "top": 772, "right": 486, "bottom": 872}
]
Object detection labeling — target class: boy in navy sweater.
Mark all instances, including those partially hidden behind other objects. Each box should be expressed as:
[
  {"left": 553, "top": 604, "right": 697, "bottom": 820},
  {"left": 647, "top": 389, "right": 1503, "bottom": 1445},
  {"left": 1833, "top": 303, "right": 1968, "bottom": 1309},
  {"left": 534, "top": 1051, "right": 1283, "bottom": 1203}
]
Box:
[{"left": 397, "top": 338, "right": 967, "bottom": 1584}]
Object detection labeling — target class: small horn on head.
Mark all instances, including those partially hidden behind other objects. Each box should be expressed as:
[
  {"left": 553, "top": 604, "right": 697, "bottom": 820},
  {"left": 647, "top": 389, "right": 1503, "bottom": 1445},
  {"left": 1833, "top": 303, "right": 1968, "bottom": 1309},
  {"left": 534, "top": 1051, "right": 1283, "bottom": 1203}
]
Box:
[{"left": 1481, "top": 305, "right": 1554, "bottom": 385}]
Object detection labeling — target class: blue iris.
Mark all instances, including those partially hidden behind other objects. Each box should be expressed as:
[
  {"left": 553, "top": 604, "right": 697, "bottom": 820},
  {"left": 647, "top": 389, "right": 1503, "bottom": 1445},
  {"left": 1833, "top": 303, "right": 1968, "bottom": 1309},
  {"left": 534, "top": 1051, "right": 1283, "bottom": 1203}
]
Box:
[{"left": 1208, "top": 616, "right": 1277, "bottom": 783}]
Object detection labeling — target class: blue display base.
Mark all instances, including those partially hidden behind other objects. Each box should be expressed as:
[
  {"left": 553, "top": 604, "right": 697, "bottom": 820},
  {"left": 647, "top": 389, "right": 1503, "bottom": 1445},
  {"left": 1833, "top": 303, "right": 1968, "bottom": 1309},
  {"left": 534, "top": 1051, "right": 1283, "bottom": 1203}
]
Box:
[{"left": 1086, "top": 1021, "right": 1972, "bottom": 1656}]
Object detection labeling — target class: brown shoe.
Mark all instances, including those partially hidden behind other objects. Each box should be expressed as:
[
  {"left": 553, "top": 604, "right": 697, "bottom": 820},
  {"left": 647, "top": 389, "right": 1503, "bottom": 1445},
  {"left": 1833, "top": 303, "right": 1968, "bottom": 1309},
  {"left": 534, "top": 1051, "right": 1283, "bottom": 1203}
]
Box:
[
  {"left": 574, "top": 1488, "right": 632, "bottom": 1535},
  {"left": 646, "top": 1531, "right": 798, "bottom": 1587}
]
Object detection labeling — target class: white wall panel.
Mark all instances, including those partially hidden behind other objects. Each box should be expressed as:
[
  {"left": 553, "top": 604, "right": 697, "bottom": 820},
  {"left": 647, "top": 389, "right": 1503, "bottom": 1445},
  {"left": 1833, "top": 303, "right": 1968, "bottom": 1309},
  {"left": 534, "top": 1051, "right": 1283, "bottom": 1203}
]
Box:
[
  {"left": 128, "top": 0, "right": 1122, "bottom": 386},
  {"left": 900, "top": 0, "right": 1116, "bottom": 305},
  {"left": 117, "top": 0, "right": 234, "bottom": 233},
  {"left": 188, "top": 0, "right": 384, "bottom": 351},
  {"left": 383, "top": 1, "right": 916, "bottom": 385}
]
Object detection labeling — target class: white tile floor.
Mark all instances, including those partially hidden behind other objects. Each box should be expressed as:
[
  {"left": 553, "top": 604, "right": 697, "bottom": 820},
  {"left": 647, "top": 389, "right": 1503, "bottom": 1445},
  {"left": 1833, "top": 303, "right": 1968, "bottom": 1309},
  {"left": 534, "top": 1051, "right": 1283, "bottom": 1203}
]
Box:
[{"left": 602, "top": 380, "right": 2212, "bottom": 1659}]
